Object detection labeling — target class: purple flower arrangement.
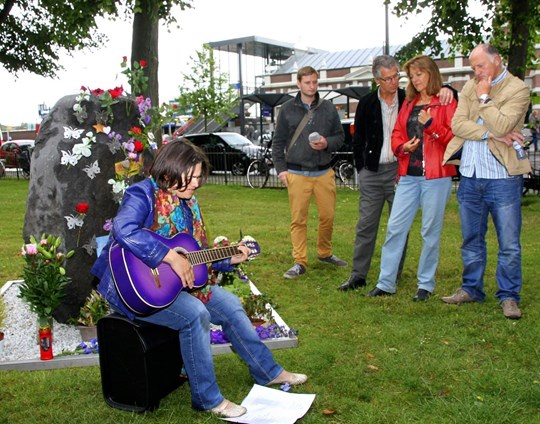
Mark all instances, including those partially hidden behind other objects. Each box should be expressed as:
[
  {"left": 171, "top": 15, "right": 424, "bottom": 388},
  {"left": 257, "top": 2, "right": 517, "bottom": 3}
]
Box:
[
  {"left": 210, "top": 324, "right": 298, "bottom": 344},
  {"left": 76, "top": 338, "right": 99, "bottom": 354}
]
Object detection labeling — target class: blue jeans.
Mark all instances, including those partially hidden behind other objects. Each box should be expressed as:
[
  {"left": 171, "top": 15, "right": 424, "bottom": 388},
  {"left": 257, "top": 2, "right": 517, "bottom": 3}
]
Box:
[
  {"left": 138, "top": 285, "right": 283, "bottom": 410},
  {"left": 376, "top": 176, "right": 452, "bottom": 293},
  {"left": 457, "top": 175, "right": 523, "bottom": 303}
]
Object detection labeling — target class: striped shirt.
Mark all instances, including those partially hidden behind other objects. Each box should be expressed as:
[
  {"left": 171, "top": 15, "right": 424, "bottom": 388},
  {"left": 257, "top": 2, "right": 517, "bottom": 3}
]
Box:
[
  {"left": 378, "top": 89, "right": 398, "bottom": 164},
  {"left": 459, "top": 68, "right": 509, "bottom": 179}
]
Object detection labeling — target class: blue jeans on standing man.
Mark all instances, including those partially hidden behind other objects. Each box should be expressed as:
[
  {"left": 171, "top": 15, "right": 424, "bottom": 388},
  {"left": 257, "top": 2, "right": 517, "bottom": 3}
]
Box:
[{"left": 457, "top": 175, "right": 523, "bottom": 303}]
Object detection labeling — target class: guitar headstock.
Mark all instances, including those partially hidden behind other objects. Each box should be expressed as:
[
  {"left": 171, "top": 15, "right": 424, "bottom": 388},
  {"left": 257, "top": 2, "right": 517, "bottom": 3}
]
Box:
[{"left": 241, "top": 235, "right": 261, "bottom": 260}]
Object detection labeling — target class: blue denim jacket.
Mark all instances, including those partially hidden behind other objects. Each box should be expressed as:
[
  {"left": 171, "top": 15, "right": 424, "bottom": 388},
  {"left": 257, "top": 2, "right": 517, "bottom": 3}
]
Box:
[{"left": 91, "top": 178, "right": 235, "bottom": 319}]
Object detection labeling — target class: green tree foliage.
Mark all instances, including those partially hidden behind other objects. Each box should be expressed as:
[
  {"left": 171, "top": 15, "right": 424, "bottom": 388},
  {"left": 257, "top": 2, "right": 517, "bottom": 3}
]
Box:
[
  {"left": 177, "top": 44, "right": 240, "bottom": 131},
  {"left": 0, "top": 0, "right": 192, "bottom": 78},
  {"left": 392, "top": 0, "right": 540, "bottom": 79}
]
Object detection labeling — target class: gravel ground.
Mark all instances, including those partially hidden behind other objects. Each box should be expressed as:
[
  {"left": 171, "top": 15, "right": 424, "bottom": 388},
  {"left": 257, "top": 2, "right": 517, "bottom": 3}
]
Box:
[{"left": 0, "top": 280, "right": 85, "bottom": 362}]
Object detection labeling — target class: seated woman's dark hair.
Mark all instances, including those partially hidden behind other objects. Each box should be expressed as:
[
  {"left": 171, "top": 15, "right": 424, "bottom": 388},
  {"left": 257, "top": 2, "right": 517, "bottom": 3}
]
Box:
[{"left": 149, "top": 137, "right": 210, "bottom": 190}]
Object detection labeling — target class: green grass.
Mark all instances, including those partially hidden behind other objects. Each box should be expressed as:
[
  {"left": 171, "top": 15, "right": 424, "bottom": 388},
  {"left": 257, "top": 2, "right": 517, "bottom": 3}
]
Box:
[{"left": 1, "top": 180, "right": 540, "bottom": 423}]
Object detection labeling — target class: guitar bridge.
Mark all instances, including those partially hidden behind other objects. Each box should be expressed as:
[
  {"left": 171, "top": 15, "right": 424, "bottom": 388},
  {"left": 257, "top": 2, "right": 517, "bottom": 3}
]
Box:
[{"left": 150, "top": 268, "right": 161, "bottom": 288}]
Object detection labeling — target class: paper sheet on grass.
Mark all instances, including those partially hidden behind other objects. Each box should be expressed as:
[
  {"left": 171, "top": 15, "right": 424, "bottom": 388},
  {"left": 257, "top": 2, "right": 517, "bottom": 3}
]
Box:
[{"left": 222, "top": 384, "right": 315, "bottom": 424}]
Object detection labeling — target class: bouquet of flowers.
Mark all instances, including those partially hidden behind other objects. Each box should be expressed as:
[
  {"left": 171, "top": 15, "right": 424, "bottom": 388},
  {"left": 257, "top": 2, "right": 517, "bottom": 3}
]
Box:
[{"left": 18, "top": 234, "right": 75, "bottom": 325}]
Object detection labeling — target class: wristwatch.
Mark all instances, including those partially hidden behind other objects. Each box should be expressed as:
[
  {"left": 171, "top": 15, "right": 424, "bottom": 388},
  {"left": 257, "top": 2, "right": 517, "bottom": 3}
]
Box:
[{"left": 479, "top": 93, "right": 491, "bottom": 104}]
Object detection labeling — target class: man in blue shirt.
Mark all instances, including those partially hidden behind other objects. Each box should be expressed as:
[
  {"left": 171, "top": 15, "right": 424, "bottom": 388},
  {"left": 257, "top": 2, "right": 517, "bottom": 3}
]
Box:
[{"left": 442, "top": 44, "right": 531, "bottom": 319}]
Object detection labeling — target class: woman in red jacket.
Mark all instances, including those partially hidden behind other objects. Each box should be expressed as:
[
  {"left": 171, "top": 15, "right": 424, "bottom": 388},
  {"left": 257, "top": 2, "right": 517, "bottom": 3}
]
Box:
[{"left": 367, "top": 55, "right": 457, "bottom": 301}]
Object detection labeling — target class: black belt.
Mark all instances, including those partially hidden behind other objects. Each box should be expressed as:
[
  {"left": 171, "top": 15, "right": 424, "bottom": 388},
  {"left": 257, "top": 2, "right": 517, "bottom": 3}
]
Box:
[{"left": 287, "top": 162, "right": 331, "bottom": 172}]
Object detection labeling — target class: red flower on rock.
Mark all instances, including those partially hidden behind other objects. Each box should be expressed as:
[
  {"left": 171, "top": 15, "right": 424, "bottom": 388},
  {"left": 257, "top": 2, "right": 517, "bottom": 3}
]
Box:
[
  {"left": 108, "top": 86, "right": 124, "bottom": 99},
  {"left": 130, "top": 126, "right": 142, "bottom": 134},
  {"left": 133, "top": 141, "right": 144, "bottom": 152},
  {"left": 91, "top": 88, "right": 104, "bottom": 96},
  {"left": 139, "top": 60, "right": 148, "bottom": 68},
  {"left": 76, "top": 202, "right": 89, "bottom": 214}
]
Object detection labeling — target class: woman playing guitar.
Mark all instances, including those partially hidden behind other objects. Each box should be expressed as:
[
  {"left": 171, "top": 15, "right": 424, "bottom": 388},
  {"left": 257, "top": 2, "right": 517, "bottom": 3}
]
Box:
[{"left": 91, "top": 138, "right": 307, "bottom": 418}]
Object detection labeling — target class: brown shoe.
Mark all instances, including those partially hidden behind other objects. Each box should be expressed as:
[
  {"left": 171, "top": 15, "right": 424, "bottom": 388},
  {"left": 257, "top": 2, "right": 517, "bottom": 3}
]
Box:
[
  {"left": 441, "top": 288, "right": 475, "bottom": 304},
  {"left": 501, "top": 299, "right": 522, "bottom": 320}
]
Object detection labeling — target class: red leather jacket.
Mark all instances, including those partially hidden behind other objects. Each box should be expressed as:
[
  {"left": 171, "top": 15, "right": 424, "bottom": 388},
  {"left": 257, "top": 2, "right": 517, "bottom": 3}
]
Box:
[{"left": 392, "top": 95, "right": 457, "bottom": 180}]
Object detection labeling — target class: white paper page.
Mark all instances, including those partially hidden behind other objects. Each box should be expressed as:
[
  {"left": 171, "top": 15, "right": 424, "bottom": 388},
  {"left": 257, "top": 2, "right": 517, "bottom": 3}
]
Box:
[{"left": 222, "top": 384, "right": 316, "bottom": 424}]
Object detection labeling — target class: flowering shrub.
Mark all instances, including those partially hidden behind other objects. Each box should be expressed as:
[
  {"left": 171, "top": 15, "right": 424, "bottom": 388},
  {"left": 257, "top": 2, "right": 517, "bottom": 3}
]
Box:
[
  {"left": 65, "top": 57, "right": 173, "bottom": 205},
  {"left": 18, "top": 234, "right": 75, "bottom": 325}
]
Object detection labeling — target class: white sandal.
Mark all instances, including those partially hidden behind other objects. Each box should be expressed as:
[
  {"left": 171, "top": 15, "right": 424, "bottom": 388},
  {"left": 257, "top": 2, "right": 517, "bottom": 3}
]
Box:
[{"left": 210, "top": 399, "right": 247, "bottom": 418}]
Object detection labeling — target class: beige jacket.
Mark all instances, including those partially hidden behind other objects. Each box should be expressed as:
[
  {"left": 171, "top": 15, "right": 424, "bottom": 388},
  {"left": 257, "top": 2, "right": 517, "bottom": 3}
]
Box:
[{"left": 443, "top": 71, "right": 531, "bottom": 175}]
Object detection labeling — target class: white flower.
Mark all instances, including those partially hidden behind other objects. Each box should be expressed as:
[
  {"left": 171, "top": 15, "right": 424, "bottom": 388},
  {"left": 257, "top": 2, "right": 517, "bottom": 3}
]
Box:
[
  {"left": 73, "top": 141, "right": 92, "bottom": 158},
  {"left": 75, "top": 90, "right": 90, "bottom": 102},
  {"left": 108, "top": 179, "right": 127, "bottom": 194},
  {"left": 82, "top": 132, "right": 96, "bottom": 144},
  {"left": 214, "top": 236, "right": 229, "bottom": 245}
]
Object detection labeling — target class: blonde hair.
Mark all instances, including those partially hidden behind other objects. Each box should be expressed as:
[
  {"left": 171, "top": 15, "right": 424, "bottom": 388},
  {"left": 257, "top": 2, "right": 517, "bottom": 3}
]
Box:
[{"left": 403, "top": 55, "right": 442, "bottom": 100}]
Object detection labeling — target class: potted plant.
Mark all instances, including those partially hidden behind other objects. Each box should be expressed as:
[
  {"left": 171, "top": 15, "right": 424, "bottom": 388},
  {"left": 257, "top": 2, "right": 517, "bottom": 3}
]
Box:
[
  {"left": 18, "top": 234, "right": 74, "bottom": 358},
  {"left": 75, "top": 289, "right": 111, "bottom": 340},
  {"left": 240, "top": 292, "right": 276, "bottom": 326}
]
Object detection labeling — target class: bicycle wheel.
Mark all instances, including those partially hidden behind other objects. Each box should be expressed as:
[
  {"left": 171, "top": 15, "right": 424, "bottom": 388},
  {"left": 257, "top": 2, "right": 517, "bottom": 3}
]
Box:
[
  {"left": 338, "top": 161, "right": 356, "bottom": 189},
  {"left": 247, "top": 159, "right": 270, "bottom": 188}
]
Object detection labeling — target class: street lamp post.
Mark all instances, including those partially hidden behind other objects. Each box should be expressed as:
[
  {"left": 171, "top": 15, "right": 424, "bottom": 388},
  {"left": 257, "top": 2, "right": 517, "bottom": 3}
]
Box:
[{"left": 384, "top": 1, "right": 390, "bottom": 55}]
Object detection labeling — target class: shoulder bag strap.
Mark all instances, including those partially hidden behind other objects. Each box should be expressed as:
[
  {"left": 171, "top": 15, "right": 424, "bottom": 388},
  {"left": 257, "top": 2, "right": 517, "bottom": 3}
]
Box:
[{"left": 286, "top": 99, "right": 323, "bottom": 158}]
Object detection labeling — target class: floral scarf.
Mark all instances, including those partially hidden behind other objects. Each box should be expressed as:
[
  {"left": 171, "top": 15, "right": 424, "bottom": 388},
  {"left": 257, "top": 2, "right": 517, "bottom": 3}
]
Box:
[{"left": 151, "top": 179, "right": 214, "bottom": 302}]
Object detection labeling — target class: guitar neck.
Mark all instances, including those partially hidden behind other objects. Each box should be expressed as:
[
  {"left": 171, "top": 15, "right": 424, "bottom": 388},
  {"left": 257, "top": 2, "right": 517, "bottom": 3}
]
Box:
[{"left": 185, "top": 245, "right": 241, "bottom": 266}]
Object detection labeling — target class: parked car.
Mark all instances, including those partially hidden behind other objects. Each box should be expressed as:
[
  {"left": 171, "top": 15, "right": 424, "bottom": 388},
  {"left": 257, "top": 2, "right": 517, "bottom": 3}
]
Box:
[
  {"left": 0, "top": 139, "right": 34, "bottom": 168},
  {"left": 183, "top": 132, "right": 263, "bottom": 175}
]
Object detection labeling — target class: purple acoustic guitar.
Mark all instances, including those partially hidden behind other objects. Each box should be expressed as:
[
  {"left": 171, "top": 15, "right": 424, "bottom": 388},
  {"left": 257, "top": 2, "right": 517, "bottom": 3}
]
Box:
[{"left": 109, "top": 230, "right": 260, "bottom": 315}]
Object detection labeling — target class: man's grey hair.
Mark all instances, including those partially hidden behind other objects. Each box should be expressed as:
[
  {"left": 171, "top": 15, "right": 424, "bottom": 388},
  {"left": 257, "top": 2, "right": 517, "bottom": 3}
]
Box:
[
  {"left": 372, "top": 55, "right": 400, "bottom": 79},
  {"left": 472, "top": 43, "right": 501, "bottom": 63}
]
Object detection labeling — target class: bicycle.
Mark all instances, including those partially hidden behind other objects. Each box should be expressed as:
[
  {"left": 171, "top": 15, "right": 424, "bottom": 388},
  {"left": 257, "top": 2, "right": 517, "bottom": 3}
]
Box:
[
  {"left": 332, "top": 154, "right": 356, "bottom": 189},
  {"left": 247, "top": 142, "right": 274, "bottom": 189}
]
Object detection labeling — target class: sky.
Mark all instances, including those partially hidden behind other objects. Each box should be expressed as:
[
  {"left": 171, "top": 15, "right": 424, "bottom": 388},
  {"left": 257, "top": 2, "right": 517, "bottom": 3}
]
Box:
[{"left": 0, "top": 0, "right": 428, "bottom": 127}]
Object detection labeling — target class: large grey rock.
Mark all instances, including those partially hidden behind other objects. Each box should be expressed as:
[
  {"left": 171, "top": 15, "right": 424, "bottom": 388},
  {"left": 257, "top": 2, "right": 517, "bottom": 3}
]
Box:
[{"left": 23, "top": 94, "right": 149, "bottom": 322}]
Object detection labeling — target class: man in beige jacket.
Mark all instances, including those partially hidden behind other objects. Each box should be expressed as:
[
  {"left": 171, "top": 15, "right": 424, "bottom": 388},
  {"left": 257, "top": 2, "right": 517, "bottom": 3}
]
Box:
[{"left": 441, "top": 44, "right": 530, "bottom": 319}]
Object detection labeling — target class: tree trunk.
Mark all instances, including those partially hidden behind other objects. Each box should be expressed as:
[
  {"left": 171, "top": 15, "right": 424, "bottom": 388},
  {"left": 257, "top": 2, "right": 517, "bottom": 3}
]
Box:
[
  {"left": 131, "top": 0, "right": 159, "bottom": 107},
  {"left": 507, "top": 0, "right": 530, "bottom": 80}
]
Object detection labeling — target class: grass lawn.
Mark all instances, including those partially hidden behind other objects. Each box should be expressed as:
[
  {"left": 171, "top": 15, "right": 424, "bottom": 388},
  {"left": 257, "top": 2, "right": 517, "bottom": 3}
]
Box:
[{"left": 1, "top": 178, "right": 540, "bottom": 423}]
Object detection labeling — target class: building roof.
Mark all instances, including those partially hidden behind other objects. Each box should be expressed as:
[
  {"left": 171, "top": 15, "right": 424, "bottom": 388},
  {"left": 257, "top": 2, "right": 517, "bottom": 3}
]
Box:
[
  {"left": 208, "top": 35, "right": 324, "bottom": 61},
  {"left": 276, "top": 45, "right": 401, "bottom": 74},
  {"left": 274, "top": 41, "right": 455, "bottom": 74}
]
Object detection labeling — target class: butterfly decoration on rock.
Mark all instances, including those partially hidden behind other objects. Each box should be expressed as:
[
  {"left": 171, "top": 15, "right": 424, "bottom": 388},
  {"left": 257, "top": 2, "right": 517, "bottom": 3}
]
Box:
[
  {"left": 63, "top": 126, "right": 85, "bottom": 140},
  {"left": 64, "top": 214, "right": 84, "bottom": 230},
  {"left": 82, "top": 235, "right": 97, "bottom": 256},
  {"left": 95, "top": 110, "right": 109, "bottom": 125},
  {"left": 60, "top": 150, "right": 82, "bottom": 167},
  {"left": 83, "top": 161, "right": 101, "bottom": 179}
]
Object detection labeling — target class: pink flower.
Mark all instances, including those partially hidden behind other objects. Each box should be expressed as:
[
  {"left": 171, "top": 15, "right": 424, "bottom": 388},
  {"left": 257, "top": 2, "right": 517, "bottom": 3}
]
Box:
[{"left": 25, "top": 244, "right": 38, "bottom": 255}]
